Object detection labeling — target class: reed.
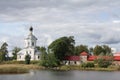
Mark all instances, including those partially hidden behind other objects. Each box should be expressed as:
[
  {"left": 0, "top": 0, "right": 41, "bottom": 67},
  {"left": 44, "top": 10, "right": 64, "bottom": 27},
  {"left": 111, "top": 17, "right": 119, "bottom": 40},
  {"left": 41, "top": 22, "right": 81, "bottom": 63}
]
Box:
[{"left": 0, "top": 64, "right": 44, "bottom": 74}]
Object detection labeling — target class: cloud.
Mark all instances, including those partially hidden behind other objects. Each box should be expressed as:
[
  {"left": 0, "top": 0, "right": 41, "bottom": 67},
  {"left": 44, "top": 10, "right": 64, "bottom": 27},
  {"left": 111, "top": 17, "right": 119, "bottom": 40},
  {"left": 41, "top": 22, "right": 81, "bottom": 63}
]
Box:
[
  {"left": 1, "top": 22, "right": 120, "bottom": 51},
  {"left": 43, "top": 34, "right": 53, "bottom": 46},
  {"left": 32, "top": 23, "right": 120, "bottom": 45},
  {"left": 0, "top": 0, "right": 120, "bottom": 23},
  {"left": 113, "top": 20, "right": 120, "bottom": 23},
  {"left": 0, "top": 0, "right": 120, "bottom": 51}
]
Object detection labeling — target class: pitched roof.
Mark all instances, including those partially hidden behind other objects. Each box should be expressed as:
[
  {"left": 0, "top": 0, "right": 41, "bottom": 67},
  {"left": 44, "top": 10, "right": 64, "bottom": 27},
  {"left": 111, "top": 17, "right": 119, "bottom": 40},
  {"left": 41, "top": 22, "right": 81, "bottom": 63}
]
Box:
[{"left": 80, "top": 52, "right": 88, "bottom": 56}]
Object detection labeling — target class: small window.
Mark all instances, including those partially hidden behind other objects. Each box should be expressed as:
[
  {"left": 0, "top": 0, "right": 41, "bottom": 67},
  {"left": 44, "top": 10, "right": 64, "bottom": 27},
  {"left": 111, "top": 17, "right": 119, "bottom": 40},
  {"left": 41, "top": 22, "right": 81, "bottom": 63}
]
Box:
[
  {"left": 74, "top": 61, "right": 76, "bottom": 64},
  {"left": 19, "top": 56, "right": 21, "bottom": 59},
  {"left": 38, "top": 56, "right": 40, "bottom": 59},
  {"left": 28, "top": 42, "right": 30, "bottom": 46},
  {"left": 69, "top": 61, "right": 70, "bottom": 64},
  {"left": 32, "top": 42, "right": 34, "bottom": 46}
]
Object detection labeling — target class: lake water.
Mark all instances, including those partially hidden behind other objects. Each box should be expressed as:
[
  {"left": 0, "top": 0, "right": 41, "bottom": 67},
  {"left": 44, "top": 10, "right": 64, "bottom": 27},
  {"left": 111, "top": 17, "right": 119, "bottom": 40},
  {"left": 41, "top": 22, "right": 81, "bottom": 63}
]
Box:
[{"left": 0, "top": 70, "right": 120, "bottom": 80}]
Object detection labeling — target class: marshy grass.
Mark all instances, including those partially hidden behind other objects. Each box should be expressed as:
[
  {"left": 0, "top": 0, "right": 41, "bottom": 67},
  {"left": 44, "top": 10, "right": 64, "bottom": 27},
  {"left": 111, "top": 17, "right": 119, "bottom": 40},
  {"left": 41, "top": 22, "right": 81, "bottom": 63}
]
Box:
[
  {"left": 0, "top": 64, "right": 44, "bottom": 74},
  {"left": 0, "top": 65, "right": 28, "bottom": 74}
]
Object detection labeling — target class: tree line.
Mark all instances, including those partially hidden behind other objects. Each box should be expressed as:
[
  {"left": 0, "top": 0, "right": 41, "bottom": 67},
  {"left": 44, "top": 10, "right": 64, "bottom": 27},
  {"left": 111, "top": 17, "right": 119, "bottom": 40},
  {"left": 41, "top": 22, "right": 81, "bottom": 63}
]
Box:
[
  {"left": 0, "top": 36, "right": 112, "bottom": 67},
  {"left": 38, "top": 36, "right": 112, "bottom": 67}
]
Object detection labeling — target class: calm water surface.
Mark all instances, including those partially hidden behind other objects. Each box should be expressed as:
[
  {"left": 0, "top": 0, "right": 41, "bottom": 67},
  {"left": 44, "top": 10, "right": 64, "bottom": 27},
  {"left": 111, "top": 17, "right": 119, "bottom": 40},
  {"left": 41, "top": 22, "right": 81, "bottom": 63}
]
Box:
[{"left": 0, "top": 70, "right": 120, "bottom": 80}]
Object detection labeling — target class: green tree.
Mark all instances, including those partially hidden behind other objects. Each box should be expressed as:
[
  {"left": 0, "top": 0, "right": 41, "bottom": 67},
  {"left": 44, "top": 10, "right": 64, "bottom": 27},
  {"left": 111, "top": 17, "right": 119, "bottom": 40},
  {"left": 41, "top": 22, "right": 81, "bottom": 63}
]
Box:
[
  {"left": 38, "top": 46, "right": 60, "bottom": 67},
  {"left": 40, "top": 47, "right": 48, "bottom": 60},
  {"left": 48, "top": 36, "right": 75, "bottom": 61},
  {"left": 0, "top": 42, "right": 8, "bottom": 61},
  {"left": 25, "top": 54, "right": 31, "bottom": 64},
  {"left": 40, "top": 53, "right": 59, "bottom": 68},
  {"left": 12, "top": 47, "right": 21, "bottom": 60},
  {"left": 74, "top": 45, "right": 89, "bottom": 55},
  {"left": 94, "top": 54, "right": 113, "bottom": 68},
  {"left": 36, "top": 46, "right": 47, "bottom": 60},
  {"left": 93, "top": 45, "right": 103, "bottom": 55},
  {"left": 89, "top": 47, "right": 93, "bottom": 54},
  {"left": 102, "top": 45, "right": 111, "bottom": 55},
  {"left": 93, "top": 45, "right": 112, "bottom": 56}
]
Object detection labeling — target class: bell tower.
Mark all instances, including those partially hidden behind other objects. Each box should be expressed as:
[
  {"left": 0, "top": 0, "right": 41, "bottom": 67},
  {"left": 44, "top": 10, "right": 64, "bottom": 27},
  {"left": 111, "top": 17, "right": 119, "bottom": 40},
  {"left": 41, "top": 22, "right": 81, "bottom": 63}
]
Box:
[
  {"left": 17, "top": 27, "right": 41, "bottom": 61},
  {"left": 25, "top": 26, "right": 37, "bottom": 48}
]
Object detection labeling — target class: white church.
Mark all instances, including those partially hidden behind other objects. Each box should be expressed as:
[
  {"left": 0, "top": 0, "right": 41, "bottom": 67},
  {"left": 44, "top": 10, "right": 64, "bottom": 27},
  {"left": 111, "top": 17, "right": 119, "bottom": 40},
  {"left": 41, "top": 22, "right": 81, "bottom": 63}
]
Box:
[{"left": 17, "top": 27, "right": 41, "bottom": 61}]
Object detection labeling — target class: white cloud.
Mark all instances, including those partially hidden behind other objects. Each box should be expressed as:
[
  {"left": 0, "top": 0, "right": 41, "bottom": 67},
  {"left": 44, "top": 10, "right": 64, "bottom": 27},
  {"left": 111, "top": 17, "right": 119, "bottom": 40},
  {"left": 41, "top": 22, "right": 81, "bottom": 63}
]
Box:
[
  {"left": 0, "top": 0, "right": 120, "bottom": 23},
  {"left": 113, "top": 20, "right": 120, "bottom": 23},
  {"left": 0, "top": 0, "right": 120, "bottom": 51},
  {"left": 43, "top": 34, "right": 53, "bottom": 46}
]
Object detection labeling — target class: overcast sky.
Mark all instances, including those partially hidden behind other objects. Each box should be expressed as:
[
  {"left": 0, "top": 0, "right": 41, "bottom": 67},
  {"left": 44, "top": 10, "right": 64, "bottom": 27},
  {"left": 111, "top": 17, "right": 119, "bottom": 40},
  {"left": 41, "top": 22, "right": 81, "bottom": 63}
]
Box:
[{"left": 0, "top": 0, "right": 120, "bottom": 51}]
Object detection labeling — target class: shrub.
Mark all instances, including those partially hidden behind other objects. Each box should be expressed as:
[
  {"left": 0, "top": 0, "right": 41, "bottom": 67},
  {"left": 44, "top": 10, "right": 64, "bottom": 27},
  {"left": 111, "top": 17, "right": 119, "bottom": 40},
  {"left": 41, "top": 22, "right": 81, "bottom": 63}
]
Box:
[
  {"left": 86, "top": 62, "right": 95, "bottom": 68},
  {"left": 25, "top": 54, "right": 31, "bottom": 64},
  {"left": 81, "top": 63, "right": 87, "bottom": 68},
  {"left": 40, "top": 53, "right": 59, "bottom": 68},
  {"left": 81, "top": 62, "right": 95, "bottom": 68},
  {"left": 95, "top": 58, "right": 112, "bottom": 68}
]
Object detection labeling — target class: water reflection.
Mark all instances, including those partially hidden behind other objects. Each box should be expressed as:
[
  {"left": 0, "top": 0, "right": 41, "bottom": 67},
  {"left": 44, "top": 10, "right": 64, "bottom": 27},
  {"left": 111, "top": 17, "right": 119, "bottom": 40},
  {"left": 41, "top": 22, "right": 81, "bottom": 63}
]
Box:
[{"left": 0, "top": 70, "right": 120, "bottom": 80}]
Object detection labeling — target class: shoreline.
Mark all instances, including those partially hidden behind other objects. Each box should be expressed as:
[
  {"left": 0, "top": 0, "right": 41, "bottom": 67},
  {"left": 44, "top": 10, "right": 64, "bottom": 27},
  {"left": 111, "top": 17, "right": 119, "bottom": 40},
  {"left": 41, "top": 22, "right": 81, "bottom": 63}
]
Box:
[{"left": 0, "top": 64, "right": 120, "bottom": 74}]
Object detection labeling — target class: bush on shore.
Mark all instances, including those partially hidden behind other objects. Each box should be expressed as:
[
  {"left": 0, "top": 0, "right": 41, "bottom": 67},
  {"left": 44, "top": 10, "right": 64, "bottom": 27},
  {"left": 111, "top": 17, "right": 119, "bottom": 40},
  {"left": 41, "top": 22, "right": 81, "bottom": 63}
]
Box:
[
  {"left": 94, "top": 58, "right": 112, "bottom": 68},
  {"left": 81, "top": 62, "right": 95, "bottom": 68}
]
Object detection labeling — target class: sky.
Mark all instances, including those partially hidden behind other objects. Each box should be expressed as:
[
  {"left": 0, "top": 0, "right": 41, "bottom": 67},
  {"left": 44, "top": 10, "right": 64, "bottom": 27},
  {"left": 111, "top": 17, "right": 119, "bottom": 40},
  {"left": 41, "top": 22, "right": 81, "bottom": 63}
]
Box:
[{"left": 0, "top": 0, "right": 120, "bottom": 52}]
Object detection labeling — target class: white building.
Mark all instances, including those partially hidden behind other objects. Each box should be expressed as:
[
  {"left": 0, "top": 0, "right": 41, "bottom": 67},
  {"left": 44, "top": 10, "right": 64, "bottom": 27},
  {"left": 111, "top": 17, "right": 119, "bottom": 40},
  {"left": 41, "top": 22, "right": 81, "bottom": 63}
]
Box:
[{"left": 17, "top": 27, "right": 41, "bottom": 61}]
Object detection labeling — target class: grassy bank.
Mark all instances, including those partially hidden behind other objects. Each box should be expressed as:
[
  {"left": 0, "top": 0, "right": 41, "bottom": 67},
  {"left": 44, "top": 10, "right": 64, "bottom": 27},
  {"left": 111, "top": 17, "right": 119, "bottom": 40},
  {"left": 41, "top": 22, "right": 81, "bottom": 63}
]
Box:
[
  {"left": 0, "top": 64, "right": 44, "bottom": 74},
  {"left": 0, "top": 60, "right": 120, "bottom": 74},
  {"left": 0, "top": 64, "right": 119, "bottom": 74},
  {"left": 59, "top": 65, "right": 120, "bottom": 71}
]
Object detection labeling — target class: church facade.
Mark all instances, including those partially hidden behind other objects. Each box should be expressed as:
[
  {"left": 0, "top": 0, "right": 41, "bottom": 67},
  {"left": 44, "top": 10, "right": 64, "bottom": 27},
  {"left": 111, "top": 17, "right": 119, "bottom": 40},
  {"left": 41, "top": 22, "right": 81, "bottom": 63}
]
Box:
[{"left": 17, "top": 27, "right": 41, "bottom": 61}]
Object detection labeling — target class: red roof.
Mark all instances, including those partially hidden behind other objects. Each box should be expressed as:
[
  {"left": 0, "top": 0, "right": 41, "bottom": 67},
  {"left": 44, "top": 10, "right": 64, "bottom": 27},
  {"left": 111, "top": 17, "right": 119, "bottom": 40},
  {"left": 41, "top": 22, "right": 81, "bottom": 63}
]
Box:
[
  {"left": 88, "top": 56, "right": 97, "bottom": 61},
  {"left": 64, "top": 56, "right": 80, "bottom": 61},
  {"left": 114, "top": 56, "right": 120, "bottom": 61},
  {"left": 80, "top": 52, "right": 88, "bottom": 56},
  {"left": 88, "top": 56, "right": 113, "bottom": 61},
  {"left": 64, "top": 53, "right": 120, "bottom": 61}
]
